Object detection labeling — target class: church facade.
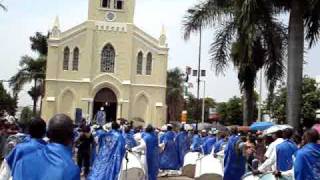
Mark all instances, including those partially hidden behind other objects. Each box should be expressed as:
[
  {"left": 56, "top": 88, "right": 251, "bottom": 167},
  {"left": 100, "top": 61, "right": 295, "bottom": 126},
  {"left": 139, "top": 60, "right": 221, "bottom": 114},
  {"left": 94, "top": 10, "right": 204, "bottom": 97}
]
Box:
[{"left": 42, "top": 0, "right": 168, "bottom": 127}]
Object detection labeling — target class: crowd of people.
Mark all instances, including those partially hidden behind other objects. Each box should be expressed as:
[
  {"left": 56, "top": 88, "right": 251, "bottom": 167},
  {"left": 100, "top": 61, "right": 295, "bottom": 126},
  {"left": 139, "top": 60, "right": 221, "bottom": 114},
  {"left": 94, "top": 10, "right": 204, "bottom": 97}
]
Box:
[{"left": 0, "top": 113, "right": 319, "bottom": 180}]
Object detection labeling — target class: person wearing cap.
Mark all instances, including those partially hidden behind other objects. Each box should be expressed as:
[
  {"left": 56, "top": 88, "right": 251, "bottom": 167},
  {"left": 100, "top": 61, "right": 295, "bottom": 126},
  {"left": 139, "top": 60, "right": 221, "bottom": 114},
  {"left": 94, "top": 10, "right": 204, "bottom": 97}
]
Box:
[
  {"left": 175, "top": 126, "right": 190, "bottom": 169},
  {"left": 159, "top": 125, "right": 179, "bottom": 175},
  {"left": 294, "top": 129, "right": 320, "bottom": 180},
  {"left": 213, "top": 131, "right": 227, "bottom": 154},
  {"left": 202, "top": 130, "right": 217, "bottom": 155},
  {"left": 191, "top": 130, "right": 202, "bottom": 152}
]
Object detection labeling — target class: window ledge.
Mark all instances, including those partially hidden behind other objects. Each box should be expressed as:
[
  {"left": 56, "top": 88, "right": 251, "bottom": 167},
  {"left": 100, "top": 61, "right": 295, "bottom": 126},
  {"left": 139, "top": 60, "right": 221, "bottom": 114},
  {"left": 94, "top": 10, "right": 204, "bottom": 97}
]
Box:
[{"left": 98, "top": 8, "right": 125, "bottom": 12}]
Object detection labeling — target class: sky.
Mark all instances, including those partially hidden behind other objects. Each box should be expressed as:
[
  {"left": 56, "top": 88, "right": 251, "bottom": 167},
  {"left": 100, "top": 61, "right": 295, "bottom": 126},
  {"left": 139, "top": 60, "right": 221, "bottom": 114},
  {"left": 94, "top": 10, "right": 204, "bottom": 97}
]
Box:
[{"left": 0, "top": 0, "right": 320, "bottom": 107}]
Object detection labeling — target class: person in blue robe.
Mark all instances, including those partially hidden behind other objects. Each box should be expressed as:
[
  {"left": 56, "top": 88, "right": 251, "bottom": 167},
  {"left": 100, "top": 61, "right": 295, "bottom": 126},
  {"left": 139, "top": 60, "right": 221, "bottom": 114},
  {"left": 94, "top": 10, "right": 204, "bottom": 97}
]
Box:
[
  {"left": 12, "top": 114, "right": 80, "bottom": 180},
  {"left": 275, "top": 128, "right": 298, "bottom": 172},
  {"left": 200, "top": 130, "right": 208, "bottom": 145},
  {"left": 175, "top": 126, "right": 190, "bottom": 168},
  {"left": 142, "top": 125, "right": 159, "bottom": 180},
  {"left": 159, "top": 125, "right": 179, "bottom": 171},
  {"left": 123, "top": 125, "right": 137, "bottom": 149},
  {"left": 91, "top": 126, "right": 106, "bottom": 164},
  {"left": 191, "top": 130, "right": 202, "bottom": 152},
  {"left": 223, "top": 127, "right": 246, "bottom": 180},
  {"left": 3, "top": 118, "right": 47, "bottom": 177},
  {"left": 88, "top": 121, "right": 126, "bottom": 180},
  {"left": 95, "top": 107, "right": 106, "bottom": 126},
  {"left": 294, "top": 129, "right": 320, "bottom": 180},
  {"left": 202, "top": 131, "right": 217, "bottom": 155},
  {"left": 213, "top": 132, "right": 227, "bottom": 154}
]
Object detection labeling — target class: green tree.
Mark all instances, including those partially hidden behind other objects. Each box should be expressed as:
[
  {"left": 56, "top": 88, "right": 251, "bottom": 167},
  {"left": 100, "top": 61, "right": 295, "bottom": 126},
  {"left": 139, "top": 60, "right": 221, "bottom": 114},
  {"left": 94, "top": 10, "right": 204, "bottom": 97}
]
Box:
[
  {"left": 183, "top": 0, "right": 286, "bottom": 125},
  {"left": 9, "top": 32, "right": 48, "bottom": 116},
  {"left": 19, "top": 107, "right": 33, "bottom": 126},
  {"left": 0, "top": 82, "right": 17, "bottom": 115},
  {"left": 217, "top": 96, "right": 243, "bottom": 125},
  {"left": 270, "top": 77, "right": 320, "bottom": 128},
  {"left": 186, "top": 95, "right": 217, "bottom": 123},
  {"left": 272, "top": 1, "right": 320, "bottom": 129},
  {"left": 166, "top": 68, "right": 185, "bottom": 123}
]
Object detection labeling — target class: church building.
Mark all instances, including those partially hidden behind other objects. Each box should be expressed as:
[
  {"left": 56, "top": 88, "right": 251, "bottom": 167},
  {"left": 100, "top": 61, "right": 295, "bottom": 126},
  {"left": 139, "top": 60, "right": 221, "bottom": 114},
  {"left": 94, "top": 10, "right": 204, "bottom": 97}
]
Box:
[{"left": 41, "top": 0, "right": 168, "bottom": 127}]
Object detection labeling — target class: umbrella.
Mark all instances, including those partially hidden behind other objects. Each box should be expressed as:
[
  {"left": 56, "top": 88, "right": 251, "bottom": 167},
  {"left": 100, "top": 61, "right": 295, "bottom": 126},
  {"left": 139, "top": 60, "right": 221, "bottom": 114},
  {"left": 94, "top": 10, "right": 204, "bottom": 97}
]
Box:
[
  {"left": 263, "top": 124, "right": 293, "bottom": 136},
  {"left": 250, "top": 122, "right": 274, "bottom": 131},
  {"left": 312, "top": 124, "right": 320, "bottom": 134}
]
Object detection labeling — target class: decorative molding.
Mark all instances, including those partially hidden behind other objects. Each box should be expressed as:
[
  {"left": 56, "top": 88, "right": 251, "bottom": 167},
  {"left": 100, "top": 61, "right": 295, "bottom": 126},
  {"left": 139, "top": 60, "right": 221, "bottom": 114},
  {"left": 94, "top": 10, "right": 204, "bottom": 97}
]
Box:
[
  {"left": 155, "top": 102, "right": 163, "bottom": 107},
  {"left": 95, "top": 21, "right": 127, "bottom": 32},
  {"left": 46, "top": 97, "right": 56, "bottom": 102}
]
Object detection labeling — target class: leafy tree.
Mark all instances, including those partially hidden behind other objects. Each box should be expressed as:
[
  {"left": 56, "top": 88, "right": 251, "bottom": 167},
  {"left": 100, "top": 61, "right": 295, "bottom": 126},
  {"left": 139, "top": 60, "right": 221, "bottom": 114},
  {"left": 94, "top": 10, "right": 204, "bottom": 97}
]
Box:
[
  {"left": 217, "top": 96, "right": 243, "bottom": 126},
  {"left": 166, "top": 68, "right": 185, "bottom": 123},
  {"left": 19, "top": 107, "right": 33, "bottom": 126},
  {"left": 0, "top": 82, "right": 17, "bottom": 115},
  {"left": 9, "top": 32, "right": 48, "bottom": 115},
  {"left": 270, "top": 77, "right": 320, "bottom": 128},
  {"left": 272, "top": 0, "right": 320, "bottom": 129},
  {"left": 183, "top": 0, "right": 286, "bottom": 125},
  {"left": 186, "top": 95, "right": 217, "bottom": 123}
]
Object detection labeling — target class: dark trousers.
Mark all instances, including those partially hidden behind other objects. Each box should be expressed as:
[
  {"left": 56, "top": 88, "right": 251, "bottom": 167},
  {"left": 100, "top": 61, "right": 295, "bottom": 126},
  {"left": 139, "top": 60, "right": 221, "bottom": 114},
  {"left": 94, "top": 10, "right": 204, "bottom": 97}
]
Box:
[{"left": 77, "top": 152, "right": 90, "bottom": 175}]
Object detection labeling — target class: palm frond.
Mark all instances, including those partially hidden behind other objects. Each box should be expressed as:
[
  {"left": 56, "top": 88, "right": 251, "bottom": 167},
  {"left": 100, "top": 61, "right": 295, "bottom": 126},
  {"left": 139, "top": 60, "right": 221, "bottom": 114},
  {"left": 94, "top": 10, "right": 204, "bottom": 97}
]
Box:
[
  {"left": 210, "top": 21, "right": 236, "bottom": 75},
  {"left": 183, "top": 0, "right": 233, "bottom": 40},
  {"left": 9, "top": 71, "right": 32, "bottom": 94},
  {"left": 0, "top": 3, "right": 7, "bottom": 11},
  {"left": 305, "top": 0, "right": 320, "bottom": 48}
]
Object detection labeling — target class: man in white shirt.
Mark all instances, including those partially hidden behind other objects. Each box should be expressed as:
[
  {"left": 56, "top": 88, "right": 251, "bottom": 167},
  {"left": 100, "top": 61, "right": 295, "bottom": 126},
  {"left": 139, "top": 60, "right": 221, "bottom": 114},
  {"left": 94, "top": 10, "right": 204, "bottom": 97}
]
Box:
[{"left": 257, "top": 130, "right": 284, "bottom": 172}]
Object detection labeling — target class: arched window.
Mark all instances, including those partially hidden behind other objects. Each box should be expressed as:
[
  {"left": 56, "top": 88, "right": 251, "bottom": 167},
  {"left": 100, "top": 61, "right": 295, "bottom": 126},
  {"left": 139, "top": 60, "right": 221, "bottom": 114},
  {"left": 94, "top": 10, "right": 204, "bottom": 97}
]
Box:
[
  {"left": 72, "top": 47, "right": 79, "bottom": 71},
  {"left": 146, "top": 53, "right": 152, "bottom": 75},
  {"left": 102, "top": 0, "right": 111, "bottom": 8},
  {"left": 114, "top": 0, "right": 123, "bottom": 9},
  {"left": 63, "top": 47, "right": 70, "bottom": 70},
  {"left": 101, "top": 44, "right": 115, "bottom": 73},
  {"left": 137, "top": 52, "right": 143, "bottom": 75}
]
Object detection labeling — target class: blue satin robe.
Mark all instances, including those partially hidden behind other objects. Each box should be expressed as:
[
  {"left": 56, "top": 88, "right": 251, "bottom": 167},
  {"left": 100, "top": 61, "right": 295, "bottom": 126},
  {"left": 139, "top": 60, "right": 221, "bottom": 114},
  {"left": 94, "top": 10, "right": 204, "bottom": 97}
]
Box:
[
  {"left": 159, "top": 131, "right": 179, "bottom": 170},
  {"left": 213, "top": 138, "right": 226, "bottom": 153},
  {"left": 202, "top": 136, "right": 217, "bottom": 155},
  {"left": 6, "top": 138, "right": 46, "bottom": 175},
  {"left": 191, "top": 134, "right": 202, "bottom": 152},
  {"left": 294, "top": 143, "right": 320, "bottom": 180},
  {"left": 88, "top": 130, "right": 126, "bottom": 180},
  {"left": 276, "top": 139, "right": 298, "bottom": 172},
  {"left": 175, "top": 131, "right": 190, "bottom": 168},
  {"left": 123, "top": 131, "right": 137, "bottom": 149},
  {"left": 223, "top": 135, "right": 246, "bottom": 180},
  {"left": 142, "top": 132, "right": 159, "bottom": 180},
  {"left": 13, "top": 143, "right": 80, "bottom": 180}
]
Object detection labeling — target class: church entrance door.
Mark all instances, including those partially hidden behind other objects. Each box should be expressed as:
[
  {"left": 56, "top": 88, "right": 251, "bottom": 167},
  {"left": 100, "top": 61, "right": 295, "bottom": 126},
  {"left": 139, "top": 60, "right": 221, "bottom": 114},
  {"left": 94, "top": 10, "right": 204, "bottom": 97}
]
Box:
[{"left": 93, "top": 88, "right": 117, "bottom": 123}]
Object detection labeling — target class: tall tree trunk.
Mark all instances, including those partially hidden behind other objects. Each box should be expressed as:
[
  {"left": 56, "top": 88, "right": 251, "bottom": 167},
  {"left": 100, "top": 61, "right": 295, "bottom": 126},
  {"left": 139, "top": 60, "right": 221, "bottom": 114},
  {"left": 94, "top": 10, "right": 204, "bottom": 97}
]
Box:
[
  {"left": 243, "top": 88, "right": 254, "bottom": 126},
  {"left": 33, "top": 79, "right": 37, "bottom": 116},
  {"left": 287, "top": 0, "right": 304, "bottom": 129}
]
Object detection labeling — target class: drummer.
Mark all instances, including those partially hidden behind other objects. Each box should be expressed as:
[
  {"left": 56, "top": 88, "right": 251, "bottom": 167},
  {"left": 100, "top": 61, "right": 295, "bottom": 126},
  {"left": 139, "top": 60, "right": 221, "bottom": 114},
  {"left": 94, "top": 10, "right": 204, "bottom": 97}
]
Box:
[{"left": 202, "top": 130, "right": 217, "bottom": 155}]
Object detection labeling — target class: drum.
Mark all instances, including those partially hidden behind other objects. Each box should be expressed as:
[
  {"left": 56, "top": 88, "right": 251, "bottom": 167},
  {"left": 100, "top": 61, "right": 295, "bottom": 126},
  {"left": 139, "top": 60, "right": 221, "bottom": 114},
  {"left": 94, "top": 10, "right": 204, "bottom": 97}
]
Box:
[
  {"left": 182, "top": 152, "right": 201, "bottom": 178},
  {"left": 242, "top": 172, "right": 293, "bottom": 180},
  {"left": 195, "top": 155, "right": 223, "bottom": 180},
  {"left": 120, "top": 152, "right": 145, "bottom": 180}
]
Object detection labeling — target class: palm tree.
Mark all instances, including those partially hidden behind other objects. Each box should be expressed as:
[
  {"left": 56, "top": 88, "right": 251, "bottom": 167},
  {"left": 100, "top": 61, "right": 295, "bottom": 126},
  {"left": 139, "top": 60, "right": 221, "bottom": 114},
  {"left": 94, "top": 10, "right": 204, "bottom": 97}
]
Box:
[
  {"left": 273, "top": 0, "right": 320, "bottom": 129},
  {"left": 183, "top": 0, "right": 286, "bottom": 125},
  {"left": 0, "top": 2, "right": 7, "bottom": 11},
  {"left": 166, "top": 68, "right": 185, "bottom": 123},
  {"left": 10, "top": 56, "right": 46, "bottom": 115}
]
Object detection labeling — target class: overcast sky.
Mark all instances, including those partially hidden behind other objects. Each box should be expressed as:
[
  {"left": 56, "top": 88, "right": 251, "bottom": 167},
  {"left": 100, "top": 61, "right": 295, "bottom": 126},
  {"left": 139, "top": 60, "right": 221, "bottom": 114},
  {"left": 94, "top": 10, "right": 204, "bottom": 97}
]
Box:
[{"left": 0, "top": 0, "right": 320, "bottom": 107}]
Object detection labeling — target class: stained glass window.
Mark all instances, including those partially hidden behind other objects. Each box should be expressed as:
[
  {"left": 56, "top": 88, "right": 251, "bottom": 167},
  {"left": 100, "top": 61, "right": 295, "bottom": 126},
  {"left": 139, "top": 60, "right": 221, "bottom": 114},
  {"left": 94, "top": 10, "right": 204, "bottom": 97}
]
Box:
[
  {"left": 137, "top": 52, "right": 143, "bottom": 75},
  {"left": 101, "top": 44, "right": 115, "bottom": 73},
  {"left": 63, "top": 47, "right": 70, "bottom": 70},
  {"left": 146, "top": 53, "right": 152, "bottom": 75},
  {"left": 72, "top": 47, "right": 79, "bottom": 71}
]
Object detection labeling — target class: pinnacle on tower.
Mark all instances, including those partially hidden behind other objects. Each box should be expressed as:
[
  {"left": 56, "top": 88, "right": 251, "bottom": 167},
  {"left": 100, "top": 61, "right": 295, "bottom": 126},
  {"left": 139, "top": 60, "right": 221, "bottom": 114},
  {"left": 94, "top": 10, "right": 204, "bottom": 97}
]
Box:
[
  {"left": 159, "top": 25, "right": 167, "bottom": 47},
  {"left": 50, "top": 16, "right": 61, "bottom": 39}
]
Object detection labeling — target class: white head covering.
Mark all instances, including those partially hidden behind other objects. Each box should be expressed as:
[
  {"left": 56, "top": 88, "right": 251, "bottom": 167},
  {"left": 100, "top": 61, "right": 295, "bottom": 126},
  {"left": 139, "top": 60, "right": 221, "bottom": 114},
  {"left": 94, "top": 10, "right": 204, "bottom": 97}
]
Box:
[{"left": 103, "top": 122, "right": 112, "bottom": 131}]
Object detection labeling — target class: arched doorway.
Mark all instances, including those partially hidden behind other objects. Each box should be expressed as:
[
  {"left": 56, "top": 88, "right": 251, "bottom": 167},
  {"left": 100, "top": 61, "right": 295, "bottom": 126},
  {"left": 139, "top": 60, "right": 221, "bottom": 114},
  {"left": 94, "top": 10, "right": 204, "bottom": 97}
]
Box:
[{"left": 93, "top": 88, "right": 117, "bottom": 123}]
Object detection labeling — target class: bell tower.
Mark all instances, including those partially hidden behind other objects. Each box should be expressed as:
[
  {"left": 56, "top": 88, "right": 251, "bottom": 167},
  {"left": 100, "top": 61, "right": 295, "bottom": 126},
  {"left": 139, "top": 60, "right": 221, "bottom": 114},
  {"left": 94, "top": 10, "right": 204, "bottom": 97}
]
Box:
[{"left": 88, "top": 0, "right": 135, "bottom": 23}]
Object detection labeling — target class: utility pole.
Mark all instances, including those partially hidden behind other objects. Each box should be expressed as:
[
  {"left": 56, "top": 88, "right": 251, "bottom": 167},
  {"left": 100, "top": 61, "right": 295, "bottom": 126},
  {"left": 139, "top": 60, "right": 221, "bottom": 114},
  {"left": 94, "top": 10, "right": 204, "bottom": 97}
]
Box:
[
  {"left": 196, "top": 26, "right": 202, "bottom": 130},
  {"left": 201, "top": 80, "right": 206, "bottom": 124}
]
